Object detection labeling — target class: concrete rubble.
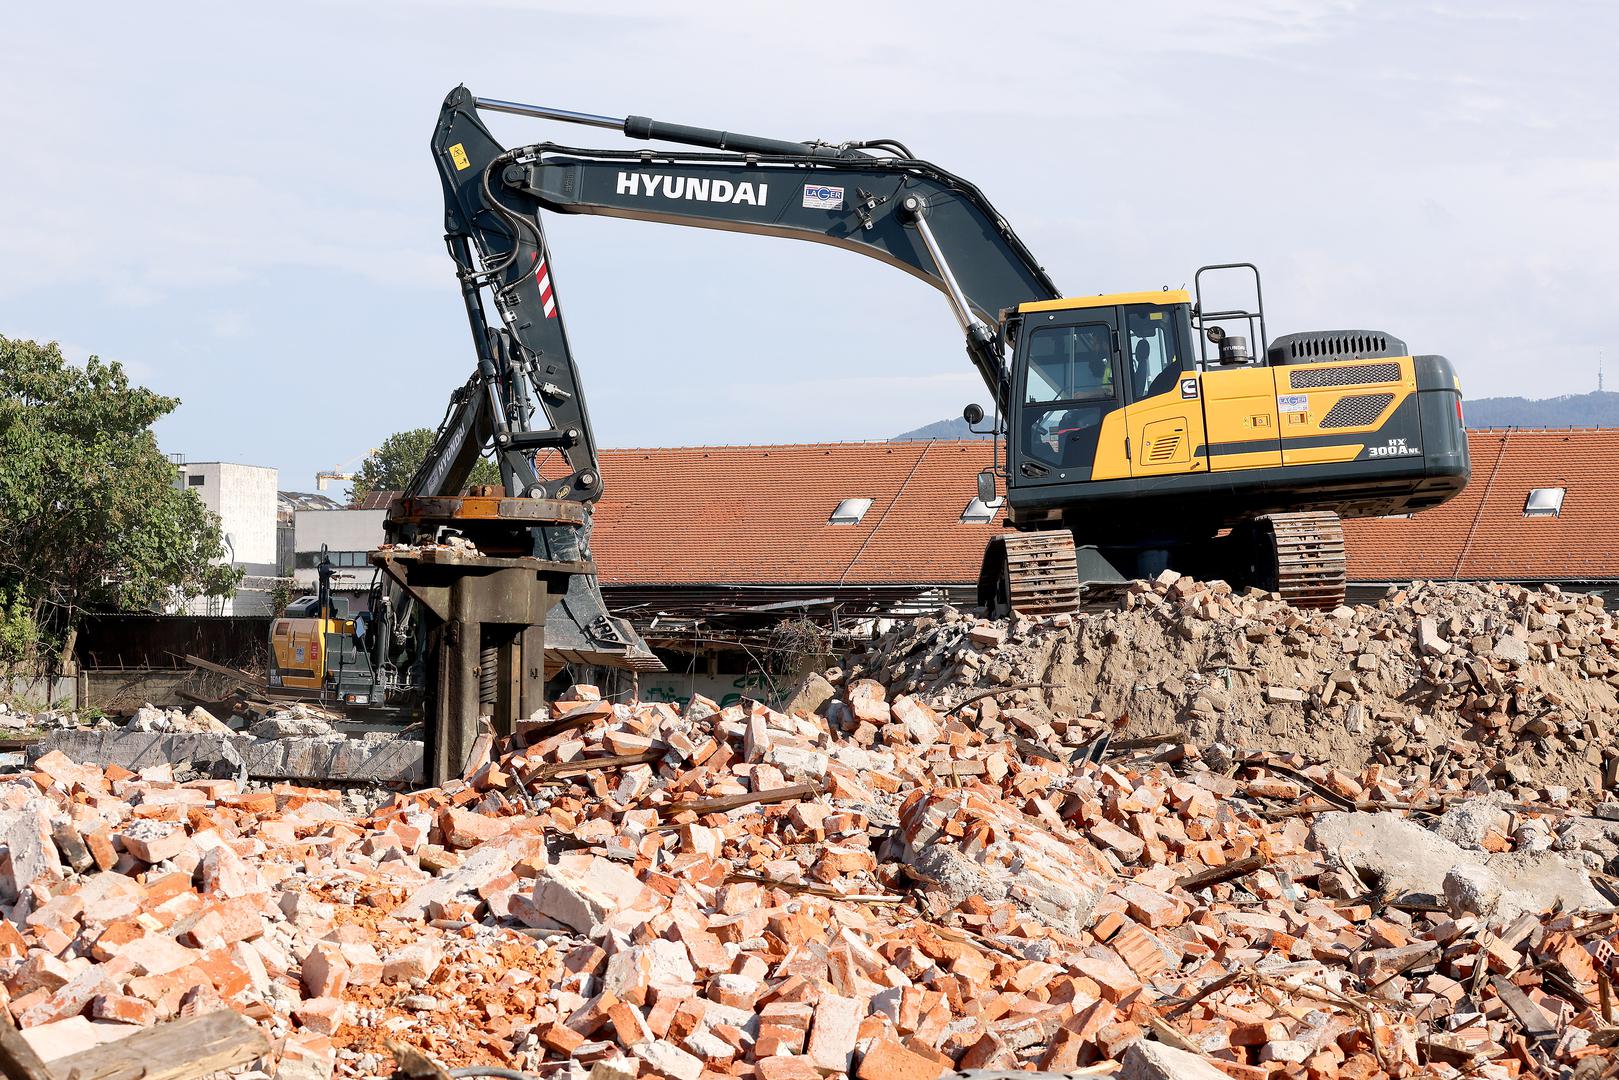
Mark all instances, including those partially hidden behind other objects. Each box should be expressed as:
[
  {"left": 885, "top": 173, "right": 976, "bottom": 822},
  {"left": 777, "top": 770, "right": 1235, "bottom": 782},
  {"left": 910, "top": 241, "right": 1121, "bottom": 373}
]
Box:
[
  {"left": 1, "top": 578, "right": 1618, "bottom": 1079},
  {"left": 28, "top": 703, "right": 423, "bottom": 785}
]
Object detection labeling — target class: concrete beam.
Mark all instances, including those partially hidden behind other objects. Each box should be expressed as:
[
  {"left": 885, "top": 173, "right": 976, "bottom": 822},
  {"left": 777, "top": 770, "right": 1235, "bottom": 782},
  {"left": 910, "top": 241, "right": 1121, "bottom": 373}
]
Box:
[{"left": 30, "top": 729, "right": 423, "bottom": 785}]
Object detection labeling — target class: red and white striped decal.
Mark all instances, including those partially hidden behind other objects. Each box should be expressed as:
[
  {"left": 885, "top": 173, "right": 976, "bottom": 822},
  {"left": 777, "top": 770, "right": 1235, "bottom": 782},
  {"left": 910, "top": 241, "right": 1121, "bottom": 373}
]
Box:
[{"left": 535, "top": 256, "right": 556, "bottom": 318}]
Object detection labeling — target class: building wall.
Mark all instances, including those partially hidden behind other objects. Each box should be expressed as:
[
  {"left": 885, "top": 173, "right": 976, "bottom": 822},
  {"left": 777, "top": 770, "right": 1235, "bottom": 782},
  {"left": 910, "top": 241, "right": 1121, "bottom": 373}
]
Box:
[
  {"left": 177, "top": 462, "right": 280, "bottom": 615},
  {"left": 292, "top": 508, "right": 388, "bottom": 602}
]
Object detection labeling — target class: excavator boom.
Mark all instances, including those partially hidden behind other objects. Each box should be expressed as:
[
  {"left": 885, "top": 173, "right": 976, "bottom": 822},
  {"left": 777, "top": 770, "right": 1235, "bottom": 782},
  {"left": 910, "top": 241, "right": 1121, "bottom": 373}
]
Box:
[{"left": 429, "top": 85, "right": 1060, "bottom": 503}]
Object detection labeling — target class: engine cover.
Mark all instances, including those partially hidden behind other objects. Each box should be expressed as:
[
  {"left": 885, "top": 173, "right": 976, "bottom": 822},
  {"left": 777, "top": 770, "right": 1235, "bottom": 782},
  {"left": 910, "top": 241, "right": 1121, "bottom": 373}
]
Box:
[{"left": 1268, "top": 329, "right": 1408, "bottom": 365}]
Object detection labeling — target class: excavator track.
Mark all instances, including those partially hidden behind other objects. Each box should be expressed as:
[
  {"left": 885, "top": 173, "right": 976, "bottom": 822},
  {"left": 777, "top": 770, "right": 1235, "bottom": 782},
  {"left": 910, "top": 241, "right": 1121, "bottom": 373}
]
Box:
[
  {"left": 990, "top": 531, "right": 1082, "bottom": 617},
  {"left": 1251, "top": 511, "right": 1347, "bottom": 610}
]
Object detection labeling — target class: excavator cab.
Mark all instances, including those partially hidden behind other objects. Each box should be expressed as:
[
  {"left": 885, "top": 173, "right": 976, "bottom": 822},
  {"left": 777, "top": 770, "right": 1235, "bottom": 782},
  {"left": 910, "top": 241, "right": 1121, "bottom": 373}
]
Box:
[{"left": 1001, "top": 291, "right": 1201, "bottom": 490}]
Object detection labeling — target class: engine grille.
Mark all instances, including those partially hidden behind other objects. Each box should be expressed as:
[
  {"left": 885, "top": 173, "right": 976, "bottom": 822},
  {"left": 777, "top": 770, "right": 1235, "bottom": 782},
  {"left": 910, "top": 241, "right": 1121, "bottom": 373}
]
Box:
[
  {"left": 1319, "top": 392, "right": 1394, "bottom": 428},
  {"left": 1270, "top": 330, "right": 1407, "bottom": 365},
  {"left": 1289, "top": 362, "right": 1402, "bottom": 389},
  {"left": 1145, "top": 433, "right": 1182, "bottom": 463}
]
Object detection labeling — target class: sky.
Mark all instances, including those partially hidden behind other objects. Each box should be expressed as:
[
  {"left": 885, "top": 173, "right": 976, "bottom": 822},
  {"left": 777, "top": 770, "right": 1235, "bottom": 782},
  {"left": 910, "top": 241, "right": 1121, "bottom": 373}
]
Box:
[{"left": 4, "top": 1, "right": 1616, "bottom": 493}]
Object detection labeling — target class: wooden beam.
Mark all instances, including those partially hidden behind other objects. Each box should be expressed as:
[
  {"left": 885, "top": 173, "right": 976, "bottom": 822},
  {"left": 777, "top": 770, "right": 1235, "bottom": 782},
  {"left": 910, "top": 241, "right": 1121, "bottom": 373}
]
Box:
[
  {"left": 0, "top": 1011, "right": 53, "bottom": 1080},
  {"left": 522, "top": 749, "right": 664, "bottom": 785},
  {"left": 1177, "top": 853, "right": 1267, "bottom": 892},
  {"left": 512, "top": 707, "right": 600, "bottom": 747},
  {"left": 181, "top": 654, "right": 267, "bottom": 689},
  {"left": 46, "top": 1010, "right": 268, "bottom": 1080},
  {"left": 660, "top": 781, "right": 820, "bottom": 819}
]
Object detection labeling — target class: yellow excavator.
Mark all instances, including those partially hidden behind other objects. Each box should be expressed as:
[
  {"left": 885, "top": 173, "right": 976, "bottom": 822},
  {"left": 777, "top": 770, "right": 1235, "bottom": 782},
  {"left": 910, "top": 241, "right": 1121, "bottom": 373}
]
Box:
[
  {"left": 267, "top": 546, "right": 375, "bottom": 704},
  {"left": 412, "top": 88, "right": 1469, "bottom": 621}
]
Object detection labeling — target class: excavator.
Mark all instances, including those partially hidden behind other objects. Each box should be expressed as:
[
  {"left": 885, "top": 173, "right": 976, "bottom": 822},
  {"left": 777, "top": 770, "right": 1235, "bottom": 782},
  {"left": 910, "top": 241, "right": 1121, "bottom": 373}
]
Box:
[
  {"left": 277, "top": 88, "right": 1470, "bottom": 778},
  {"left": 418, "top": 87, "right": 1468, "bottom": 613}
]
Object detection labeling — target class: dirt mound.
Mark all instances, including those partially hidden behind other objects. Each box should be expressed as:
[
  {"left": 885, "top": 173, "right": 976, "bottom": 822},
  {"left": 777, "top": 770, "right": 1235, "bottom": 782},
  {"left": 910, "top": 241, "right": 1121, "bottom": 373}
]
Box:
[{"left": 839, "top": 576, "right": 1619, "bottom": 796}]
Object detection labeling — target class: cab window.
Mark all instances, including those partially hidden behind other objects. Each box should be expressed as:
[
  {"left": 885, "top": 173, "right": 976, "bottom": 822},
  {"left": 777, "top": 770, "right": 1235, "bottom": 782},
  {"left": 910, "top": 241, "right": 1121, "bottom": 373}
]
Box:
[
  {"left": 1025, "top": 324, "right": 1115, "bottom": 404},
  {"left": 1126, "top": 307, "right": 1184, "bottom": 400}
]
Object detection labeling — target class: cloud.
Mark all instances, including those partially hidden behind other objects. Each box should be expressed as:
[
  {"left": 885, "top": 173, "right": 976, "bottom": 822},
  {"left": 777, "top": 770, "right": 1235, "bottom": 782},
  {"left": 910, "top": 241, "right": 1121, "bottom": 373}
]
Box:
[{"left": 3, "top": 0, "right": 1616, "bottom": 489}]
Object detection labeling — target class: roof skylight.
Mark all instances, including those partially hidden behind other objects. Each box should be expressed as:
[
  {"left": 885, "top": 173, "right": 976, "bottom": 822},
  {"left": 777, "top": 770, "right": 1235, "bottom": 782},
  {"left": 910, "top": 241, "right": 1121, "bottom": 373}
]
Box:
[
  {"left": 960, "top": 497, "right": 1000, "bottom": 524},
  {"left": 1524, "top": 487, "right": 1565, "bottom": 518},
  {"left": 828, "top": 498, "right": 873, "bottom": 525}
]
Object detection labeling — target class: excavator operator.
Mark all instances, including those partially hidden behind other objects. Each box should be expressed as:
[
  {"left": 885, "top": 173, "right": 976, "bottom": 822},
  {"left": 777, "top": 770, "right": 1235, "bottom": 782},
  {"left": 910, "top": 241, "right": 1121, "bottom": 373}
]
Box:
[{"left": 1127, "top": 310, "right": 1186, "bottom": 401}]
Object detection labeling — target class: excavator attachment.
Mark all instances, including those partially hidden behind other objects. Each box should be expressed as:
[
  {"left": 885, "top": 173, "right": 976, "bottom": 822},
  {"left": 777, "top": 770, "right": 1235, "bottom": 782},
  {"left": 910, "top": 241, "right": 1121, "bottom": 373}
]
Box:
[
  {"left": 530, "top": 518, "right": 664, "bottom": 673},
  {"left": 374, "top": 496, "right": 661, "bottom": 784}
]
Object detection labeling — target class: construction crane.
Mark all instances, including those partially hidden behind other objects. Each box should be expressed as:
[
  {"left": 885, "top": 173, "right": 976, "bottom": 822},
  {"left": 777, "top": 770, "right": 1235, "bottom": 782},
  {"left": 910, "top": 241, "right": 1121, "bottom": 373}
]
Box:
[
  {"left": 315, "top": 450, "right": 372, "bottom": 493},
  {"left": 422, "top": 87, "right": 1468, "bottom": 616}
]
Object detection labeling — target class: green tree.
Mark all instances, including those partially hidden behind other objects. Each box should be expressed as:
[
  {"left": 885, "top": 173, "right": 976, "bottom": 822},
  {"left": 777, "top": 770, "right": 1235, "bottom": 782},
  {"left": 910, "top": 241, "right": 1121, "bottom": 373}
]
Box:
[
  {"left": 268, "top": 578, "right": 295, "bottom": 617},
  {"left": 0, "top": 336, "right": 239, "bottom": 670},
  {"left": 349, "top": 427, "right": 501, "bottom": 501}
]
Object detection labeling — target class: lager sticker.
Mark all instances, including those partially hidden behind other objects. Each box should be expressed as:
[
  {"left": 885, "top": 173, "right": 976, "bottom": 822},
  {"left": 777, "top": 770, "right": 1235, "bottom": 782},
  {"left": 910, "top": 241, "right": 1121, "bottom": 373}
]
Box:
[{"left": 802, "top": 184, "right": 845, "bottom": 209}]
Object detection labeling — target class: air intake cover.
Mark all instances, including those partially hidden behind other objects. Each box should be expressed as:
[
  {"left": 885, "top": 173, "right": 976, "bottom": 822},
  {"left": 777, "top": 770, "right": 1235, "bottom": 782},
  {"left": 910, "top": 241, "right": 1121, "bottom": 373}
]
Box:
[
  {"left": 1319, "top": 392, "right": 1394, "bottom": 428},
  {"left": 1268, "top": 329, "right": 1407, "bottom": 365}
]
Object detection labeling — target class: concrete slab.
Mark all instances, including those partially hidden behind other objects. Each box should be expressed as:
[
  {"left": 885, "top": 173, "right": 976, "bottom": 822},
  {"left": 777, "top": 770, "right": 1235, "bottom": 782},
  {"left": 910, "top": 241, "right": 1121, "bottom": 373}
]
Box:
[{"left": 29, "top": 729, "right": 423, "bottom": 785}]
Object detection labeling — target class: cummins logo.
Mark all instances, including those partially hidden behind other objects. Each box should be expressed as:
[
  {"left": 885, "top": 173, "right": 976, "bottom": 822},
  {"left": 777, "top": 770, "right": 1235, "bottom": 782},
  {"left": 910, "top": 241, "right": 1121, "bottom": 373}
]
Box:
[{"left": 615, "top": 172, "right": 768, "bottom": 206}]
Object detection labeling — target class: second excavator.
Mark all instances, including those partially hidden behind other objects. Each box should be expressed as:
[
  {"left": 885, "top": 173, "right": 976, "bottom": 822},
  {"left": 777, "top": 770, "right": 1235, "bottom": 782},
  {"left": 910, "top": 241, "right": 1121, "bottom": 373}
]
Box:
[{"left": 418, "top": 86, "right": 1469, "bottom": 623}]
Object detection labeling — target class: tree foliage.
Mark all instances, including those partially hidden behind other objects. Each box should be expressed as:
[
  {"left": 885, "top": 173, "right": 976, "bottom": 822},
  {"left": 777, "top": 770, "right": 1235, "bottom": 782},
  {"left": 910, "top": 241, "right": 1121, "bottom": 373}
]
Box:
[
  {"left": 0, "top": 336, "right": 238, "bottom": 669},
  {"left": 349, "top": 428, "right": 501, "bottom": 501}
]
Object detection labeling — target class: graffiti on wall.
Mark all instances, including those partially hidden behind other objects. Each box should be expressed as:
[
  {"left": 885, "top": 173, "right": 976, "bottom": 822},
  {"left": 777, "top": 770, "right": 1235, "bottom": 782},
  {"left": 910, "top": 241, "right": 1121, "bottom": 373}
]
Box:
[{"left": 639, "top": 671, "right": 774, "bottom": 711}]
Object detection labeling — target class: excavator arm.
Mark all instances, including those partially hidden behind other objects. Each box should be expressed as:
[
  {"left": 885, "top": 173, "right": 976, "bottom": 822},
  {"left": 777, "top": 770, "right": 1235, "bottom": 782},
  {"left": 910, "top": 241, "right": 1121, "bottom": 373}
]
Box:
[
  {"left": 427, "top": 85, "right": 1061, "bottom": 503},
  {"left": 375, "top": 86, "right": 1064, "bottom": 719}
]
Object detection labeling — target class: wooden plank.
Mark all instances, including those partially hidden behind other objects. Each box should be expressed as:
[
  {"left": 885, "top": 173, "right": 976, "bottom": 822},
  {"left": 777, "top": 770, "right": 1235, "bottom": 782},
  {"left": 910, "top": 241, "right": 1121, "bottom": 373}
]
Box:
[
  {"left": 48, "top": 1010, "right": 268, "bottom": 1080},
  {"left": 1490, "top": 975, "right": 1556, "bottom": 1041},
  {"left": 660, "top": 781, "right": 820, "bottom": 819},
  {"left": 1144, "top": 1015, "right": 1204, "bottom": 1055},
  {"left": 0, "top": 1010, "right": 53, "bottom": 1080},
  {"left": 522, "top": 749, "right": 663, "bottom": 784},
  {"left": 1107, "top": 731, "right": 1185, "bottom": 754},
  {"left": 180, "top": 654, "right": 267, "bottom": 689},
  {"left": 512, "top": 707, "right": 599, "bottom": 747},
  {"left": 1177, "top": 853, "right": 1267, "bottom": 892}
]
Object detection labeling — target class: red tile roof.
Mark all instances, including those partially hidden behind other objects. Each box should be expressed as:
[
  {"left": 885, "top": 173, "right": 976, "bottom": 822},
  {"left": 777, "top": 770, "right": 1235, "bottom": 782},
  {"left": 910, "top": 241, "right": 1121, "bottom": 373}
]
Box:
[
  {"left": 357, "top": 429, "right": 1619, "bottom": 587},
  {"left": 591, "top": 442, "right": 1001, "bottom": 586},
  {"left": 351, "top": 490, "right": 396, "bottom": 511}
]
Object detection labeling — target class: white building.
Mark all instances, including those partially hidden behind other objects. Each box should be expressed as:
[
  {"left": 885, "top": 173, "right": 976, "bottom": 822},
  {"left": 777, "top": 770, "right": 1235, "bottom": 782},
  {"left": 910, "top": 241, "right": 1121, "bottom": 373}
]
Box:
[
  {"left": 292, "top": 508, "right": 388, "bottom": 616},
  {"left": 177, "top": 462, "right": 280, "bottom": 615}
]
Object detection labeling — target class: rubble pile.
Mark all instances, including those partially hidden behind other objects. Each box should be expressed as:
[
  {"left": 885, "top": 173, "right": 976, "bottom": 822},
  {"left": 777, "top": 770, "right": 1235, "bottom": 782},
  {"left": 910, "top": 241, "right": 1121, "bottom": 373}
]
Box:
[
  {"left": 27, "top": 701, "right": 423, "bottom": 789},
  {"left": 0, "top": 701, "right": 77, "bottom": 733},
  {"left": 5, "top": 660, "right": 1619, "bottom": 1080},
  {"left": 842, "top": 577, "right": 1619, "bottom": 797}
]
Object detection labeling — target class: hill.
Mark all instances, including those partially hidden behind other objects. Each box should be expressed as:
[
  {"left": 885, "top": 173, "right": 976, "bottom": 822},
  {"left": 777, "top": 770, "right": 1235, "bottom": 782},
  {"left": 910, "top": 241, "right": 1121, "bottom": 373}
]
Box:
[
  {"left": 893, "top": 389, "right": 1619, "bottom": 440},
  {"left": 1461, "top": 390, "right": 1619, "bottom": 429}
]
